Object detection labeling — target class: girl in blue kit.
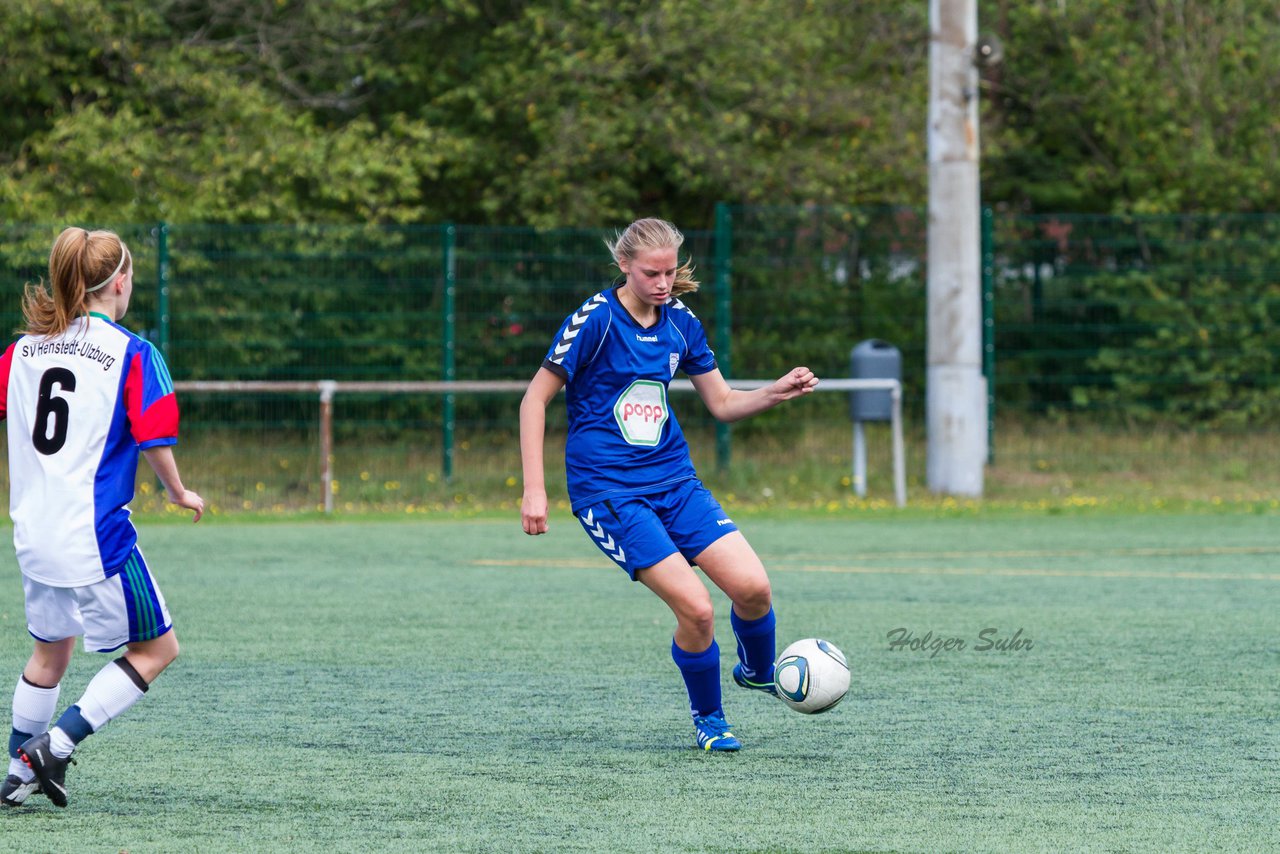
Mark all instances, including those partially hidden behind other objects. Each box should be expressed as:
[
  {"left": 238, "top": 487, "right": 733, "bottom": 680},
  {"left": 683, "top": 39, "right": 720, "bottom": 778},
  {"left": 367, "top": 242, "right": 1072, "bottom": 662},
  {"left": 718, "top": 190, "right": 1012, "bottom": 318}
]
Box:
[{"left": 520, "top": 217, "right": 818, "bottom": 751}]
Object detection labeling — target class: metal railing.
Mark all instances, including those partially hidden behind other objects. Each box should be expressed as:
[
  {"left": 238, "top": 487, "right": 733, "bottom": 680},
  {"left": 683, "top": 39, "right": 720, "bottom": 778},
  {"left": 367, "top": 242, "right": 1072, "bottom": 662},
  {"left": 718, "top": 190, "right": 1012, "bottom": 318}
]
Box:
[{"left": 174, "top": 378, "right": 907, "bottom": 512}]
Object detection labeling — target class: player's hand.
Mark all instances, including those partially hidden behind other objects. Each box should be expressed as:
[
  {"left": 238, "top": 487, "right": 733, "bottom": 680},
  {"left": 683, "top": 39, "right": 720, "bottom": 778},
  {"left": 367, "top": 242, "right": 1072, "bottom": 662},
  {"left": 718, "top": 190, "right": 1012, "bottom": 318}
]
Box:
[
  {"left": 522, "top": 489, "right": 548, "bottom": 535},
  {"left": 169, "top": 488, "right": 205, "bottom": 523},
  {"left": 772, "top": 366, "right": 819, "bottom": 401}
]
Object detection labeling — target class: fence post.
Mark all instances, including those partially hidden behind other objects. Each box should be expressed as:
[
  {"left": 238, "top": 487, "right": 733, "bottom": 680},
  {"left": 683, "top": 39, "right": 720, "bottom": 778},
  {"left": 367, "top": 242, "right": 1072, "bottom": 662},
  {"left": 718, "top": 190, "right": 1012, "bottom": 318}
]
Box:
[
  {"left": 981, "top": 207, "right": 995, "bottom": 464},
  {"left": 442, "top": 223, "right": 457, "bottom": 482},
  {"left": 713, "top": 202, "right": 733, "bottom": 472},
  {"left": 319, "top": 381, "right": 336, "bottom": 514},
  {"left": 156, "top": 221, "right": 170, "bottom": 360}
]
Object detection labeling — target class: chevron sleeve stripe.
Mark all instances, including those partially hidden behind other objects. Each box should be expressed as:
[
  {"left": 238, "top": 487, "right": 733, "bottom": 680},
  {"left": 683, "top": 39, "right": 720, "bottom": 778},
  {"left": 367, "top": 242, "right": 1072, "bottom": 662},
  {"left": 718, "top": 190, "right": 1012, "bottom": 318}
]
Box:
[{"left": 548, "top": 294, "right": 607, "bottom": 366}]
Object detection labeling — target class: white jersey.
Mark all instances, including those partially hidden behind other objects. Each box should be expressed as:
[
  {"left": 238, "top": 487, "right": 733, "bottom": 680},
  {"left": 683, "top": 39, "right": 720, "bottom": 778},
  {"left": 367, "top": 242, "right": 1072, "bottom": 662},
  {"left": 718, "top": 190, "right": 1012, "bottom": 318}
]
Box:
[{"left": 0, "top": 314, "right": 179, "bottom": 587}]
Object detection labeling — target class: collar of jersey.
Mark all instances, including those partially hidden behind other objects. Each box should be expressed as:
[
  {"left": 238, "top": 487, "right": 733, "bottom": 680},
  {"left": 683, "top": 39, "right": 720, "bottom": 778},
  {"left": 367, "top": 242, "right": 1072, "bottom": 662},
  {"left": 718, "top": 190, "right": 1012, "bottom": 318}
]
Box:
[
  {"left": 87, "top": 311, "right": 114, "bottom": 323},
  {"left": 610, "top": 285, "right": 665, "bottom": 331}
]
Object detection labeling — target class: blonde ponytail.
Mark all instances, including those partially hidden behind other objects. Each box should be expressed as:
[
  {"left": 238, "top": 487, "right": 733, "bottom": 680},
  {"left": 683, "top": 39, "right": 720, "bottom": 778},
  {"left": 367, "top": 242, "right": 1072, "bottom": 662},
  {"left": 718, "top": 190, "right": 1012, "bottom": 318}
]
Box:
[{"left": 23, "top": 228, "right": 131, "bottom": 337}]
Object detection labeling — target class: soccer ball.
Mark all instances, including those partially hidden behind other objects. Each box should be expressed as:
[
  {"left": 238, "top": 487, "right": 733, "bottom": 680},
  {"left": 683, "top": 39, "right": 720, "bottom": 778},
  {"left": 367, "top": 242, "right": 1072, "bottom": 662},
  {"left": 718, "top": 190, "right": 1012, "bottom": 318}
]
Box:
[{"left": 774, "top": 638, "right": 850, "bottom": 714}]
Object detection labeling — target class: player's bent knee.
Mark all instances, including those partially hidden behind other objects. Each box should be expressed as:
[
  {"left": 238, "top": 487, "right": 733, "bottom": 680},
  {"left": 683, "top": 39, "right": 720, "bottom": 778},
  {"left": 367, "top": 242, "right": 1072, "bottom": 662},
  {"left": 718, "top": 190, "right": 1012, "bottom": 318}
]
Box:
[
  {"left": 735, "top": 580, "right": 772, "bottom": 616},
  {"left": 128, "top": 632, "right": 179, "bottom": 678},
  {"left": 678, "top": 600, "right": 716, "bottom": 637}
]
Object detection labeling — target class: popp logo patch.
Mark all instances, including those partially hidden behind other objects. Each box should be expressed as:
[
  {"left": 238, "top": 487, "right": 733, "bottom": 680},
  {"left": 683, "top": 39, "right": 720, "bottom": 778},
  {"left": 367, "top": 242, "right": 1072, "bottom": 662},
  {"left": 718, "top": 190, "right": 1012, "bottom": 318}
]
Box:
[{"left": 613, "top": 379, "right": 669, "bottom": 446}]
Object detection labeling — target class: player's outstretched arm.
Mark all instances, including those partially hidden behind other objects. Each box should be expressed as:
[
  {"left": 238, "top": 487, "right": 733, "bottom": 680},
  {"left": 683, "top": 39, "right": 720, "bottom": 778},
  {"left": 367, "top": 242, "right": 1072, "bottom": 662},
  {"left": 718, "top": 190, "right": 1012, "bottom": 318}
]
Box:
[
  {"left": 142, "top": 445, "right": 205, "bottom": 522},
  {"left": 519, "top": 367, "right": 566, "bottom": 536},
  {"left": 691, "top": 366, "right": 819, "bottom": 423}
]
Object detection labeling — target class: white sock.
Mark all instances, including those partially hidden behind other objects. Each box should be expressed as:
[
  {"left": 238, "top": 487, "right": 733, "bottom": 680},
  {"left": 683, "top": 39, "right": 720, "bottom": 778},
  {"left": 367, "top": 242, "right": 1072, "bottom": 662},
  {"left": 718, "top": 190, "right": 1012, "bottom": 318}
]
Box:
[
  {"left": 47, "top": 661, "right": 147, "bottom": 759},
  {"left": 49, "top": 727, "right": 77, "bottom": 759},
  {"left": 75, "top": 660, "right": 146, "bottom": 733},
  {"left": 10, "top": 677, "right": 60, "bottom": 780}
]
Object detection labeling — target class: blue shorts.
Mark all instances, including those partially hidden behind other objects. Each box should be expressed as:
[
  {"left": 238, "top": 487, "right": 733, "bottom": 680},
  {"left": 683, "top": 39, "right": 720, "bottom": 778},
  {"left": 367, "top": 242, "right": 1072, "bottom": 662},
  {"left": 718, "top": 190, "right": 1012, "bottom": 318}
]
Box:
[{"left": 575, "top": 479, "right": 739, "bottom": 579}]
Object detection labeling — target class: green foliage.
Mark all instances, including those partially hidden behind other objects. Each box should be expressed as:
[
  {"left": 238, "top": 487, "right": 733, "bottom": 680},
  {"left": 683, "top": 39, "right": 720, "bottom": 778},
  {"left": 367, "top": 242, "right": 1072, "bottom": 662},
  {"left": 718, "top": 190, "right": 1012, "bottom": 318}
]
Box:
[
  {"left": 984, "top": 0, "right": 1280, "bottom": 213},
  {"left": 167, "top": 224, "right": 447, "bottom": 379},
  {"left": 3, "top": 2, "right": 1280, "bottom": 436},
  {"left": 0, "top": 0, "right": 928, "bottom": 228},
  {"left": 1081, "top": 274, "right": 1280, "bottom": 426},
  {"left": 723, "top": 205, "right": 927, "bottom": 434},
  {"left": 1075, "top": 223, "right": 1280, "bottom": 426},
  {"left": 992, "top": 214, "right": 1280, "bottom": 426},
  {"left": 433, "top": 0, "right": 928, "bottom": 226},
  {"left": 0, "top": 0, "right": 449, "bottom": 224},
  {"left": 4, "top": 1, "right": 1280, "bottom": 224}
]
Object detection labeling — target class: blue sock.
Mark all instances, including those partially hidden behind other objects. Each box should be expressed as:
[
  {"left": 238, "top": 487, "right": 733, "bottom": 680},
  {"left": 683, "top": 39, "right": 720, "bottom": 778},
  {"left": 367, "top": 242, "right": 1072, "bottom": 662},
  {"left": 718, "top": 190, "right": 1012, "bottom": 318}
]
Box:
[
  {"left": 671, "top": 639, "right": 722, "bottom": 718},
  {"left": 731, "top": 606, "right": 776, "bottom": 683},
  {"left": 9, "top": 728, "right": 33, "bottom": 760},
  {"left": 53, "top": 705, "right": 94, "bottom": 745}
]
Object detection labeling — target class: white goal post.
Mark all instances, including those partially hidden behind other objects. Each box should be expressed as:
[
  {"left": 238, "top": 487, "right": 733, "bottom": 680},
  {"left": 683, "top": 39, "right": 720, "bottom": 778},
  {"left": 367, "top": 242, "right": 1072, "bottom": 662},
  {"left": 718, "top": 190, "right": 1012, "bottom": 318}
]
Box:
[{"left": 173, "top": 379, "right": 906, "bottom": 512}]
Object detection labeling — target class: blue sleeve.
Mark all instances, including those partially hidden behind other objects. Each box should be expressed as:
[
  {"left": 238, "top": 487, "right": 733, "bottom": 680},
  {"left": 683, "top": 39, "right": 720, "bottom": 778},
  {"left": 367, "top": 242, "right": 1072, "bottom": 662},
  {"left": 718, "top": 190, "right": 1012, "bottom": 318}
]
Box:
[
  {"left": 542, "top": 293, "right": 609, "bottom": 382},
  {"left": 678, "top": 314, "right": 717, "bottom": 377}
]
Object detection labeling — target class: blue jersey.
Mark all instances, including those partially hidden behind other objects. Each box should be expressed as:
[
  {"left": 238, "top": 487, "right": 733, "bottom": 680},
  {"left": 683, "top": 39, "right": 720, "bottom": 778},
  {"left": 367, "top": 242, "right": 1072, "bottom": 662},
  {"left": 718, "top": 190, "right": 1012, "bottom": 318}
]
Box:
[{"left": 542, "top": 287, "right": 718, "bottom": 511}]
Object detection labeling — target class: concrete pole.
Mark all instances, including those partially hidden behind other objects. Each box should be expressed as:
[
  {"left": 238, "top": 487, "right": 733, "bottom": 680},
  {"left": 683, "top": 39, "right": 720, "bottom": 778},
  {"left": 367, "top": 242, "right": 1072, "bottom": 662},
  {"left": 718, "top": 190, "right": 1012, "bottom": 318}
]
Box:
[{"left": 927, "top": 0, "right": 986, "bottom": 496}]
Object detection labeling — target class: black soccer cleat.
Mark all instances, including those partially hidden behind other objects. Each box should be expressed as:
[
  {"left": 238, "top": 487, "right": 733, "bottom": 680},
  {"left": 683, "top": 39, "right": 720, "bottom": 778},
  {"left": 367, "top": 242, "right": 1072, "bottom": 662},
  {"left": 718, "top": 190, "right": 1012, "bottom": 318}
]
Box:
[
  {"left": 17, "top": 733, "right": 74, "bottom": 808},
  {"left": 1, "top": 773, "right": 41, "bottom": 807}
]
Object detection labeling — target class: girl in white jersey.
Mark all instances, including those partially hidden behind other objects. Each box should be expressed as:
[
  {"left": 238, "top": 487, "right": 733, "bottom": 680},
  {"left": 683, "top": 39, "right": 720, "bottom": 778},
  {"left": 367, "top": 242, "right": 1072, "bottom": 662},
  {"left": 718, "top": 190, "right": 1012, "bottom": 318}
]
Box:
[
  {"left": 0, "top": 227, "right": 203, "bottom": 808},
  {"left": 521, "top": 218, "right": 817, "bottom": 751}
]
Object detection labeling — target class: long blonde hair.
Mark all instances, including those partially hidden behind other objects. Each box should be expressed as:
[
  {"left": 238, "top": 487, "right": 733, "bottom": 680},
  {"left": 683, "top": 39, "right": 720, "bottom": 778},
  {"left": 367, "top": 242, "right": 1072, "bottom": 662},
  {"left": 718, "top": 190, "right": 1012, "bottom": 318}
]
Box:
[
  {"left": 23, "top": 227, "right": 131, "bottom": 337},
  {"left": 604, "top": 217, "right": 700, "bottom": 296}
]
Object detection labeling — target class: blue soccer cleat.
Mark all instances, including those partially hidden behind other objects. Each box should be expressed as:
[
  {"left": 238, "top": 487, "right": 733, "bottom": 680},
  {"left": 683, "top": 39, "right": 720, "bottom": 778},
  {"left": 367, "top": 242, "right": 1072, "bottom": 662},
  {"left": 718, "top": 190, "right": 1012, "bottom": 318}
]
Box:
[
  {"left": 732, "top": 662, "right": 777, "bottom": 697},
  {"left": 693, "top": 710, "right": 741, "bottom": 752}
]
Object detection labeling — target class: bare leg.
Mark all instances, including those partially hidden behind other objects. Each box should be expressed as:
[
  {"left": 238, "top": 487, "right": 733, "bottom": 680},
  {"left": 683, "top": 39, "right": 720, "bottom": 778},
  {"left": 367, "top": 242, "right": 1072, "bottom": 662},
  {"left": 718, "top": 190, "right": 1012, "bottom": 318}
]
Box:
[
  {"left": 22, "top": 638, "right": 76, "bottom": 689},
  {"left": 692, "top": 531, "right": 772, "bottom": 620},
  {"left": 123, "top": 630, "right": 179, "bottom": 685},
  {"left": 637, "top": 553, "right": 715, "bottom": 651}
]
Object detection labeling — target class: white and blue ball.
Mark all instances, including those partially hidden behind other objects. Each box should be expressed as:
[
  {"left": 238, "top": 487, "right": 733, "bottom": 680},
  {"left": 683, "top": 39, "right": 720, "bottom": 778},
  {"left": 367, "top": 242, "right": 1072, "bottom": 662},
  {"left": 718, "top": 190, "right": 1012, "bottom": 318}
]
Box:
[{"left": 774, "top": 638, "right": 850, "bottom": 714}]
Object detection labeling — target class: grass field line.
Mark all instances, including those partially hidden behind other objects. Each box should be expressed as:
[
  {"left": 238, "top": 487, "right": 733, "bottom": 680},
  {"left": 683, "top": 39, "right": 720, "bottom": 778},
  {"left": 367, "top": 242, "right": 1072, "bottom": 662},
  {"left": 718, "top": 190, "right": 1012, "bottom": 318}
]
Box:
[
  {"left": 766, "top": 563, "right": 1280, "bottom": 581},
  {"left": 769, "top": 544, "right": 1280, "bottom": 561},
  {"left": 470, "top": 558, "right": 1280, "bottom": 582}
]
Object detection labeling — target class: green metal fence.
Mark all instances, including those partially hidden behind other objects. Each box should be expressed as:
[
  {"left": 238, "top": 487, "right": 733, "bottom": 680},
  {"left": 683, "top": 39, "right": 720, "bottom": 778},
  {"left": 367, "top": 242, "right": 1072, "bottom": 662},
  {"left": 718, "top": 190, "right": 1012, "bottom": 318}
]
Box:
[
  {"left": 990, "top": 213, "right": 1280, "bottom": 422},
  {"left": 0, "top": 209, "right": 1276, "bottom": 512},
  {"left": 988, "top": 212, "right": 1280, "bottom": 504}
]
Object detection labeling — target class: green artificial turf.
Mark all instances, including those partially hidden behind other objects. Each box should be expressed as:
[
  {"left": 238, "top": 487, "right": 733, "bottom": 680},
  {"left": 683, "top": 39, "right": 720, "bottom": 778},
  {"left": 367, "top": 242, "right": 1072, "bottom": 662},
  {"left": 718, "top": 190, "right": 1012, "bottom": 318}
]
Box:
[{"left": 0, "top": 513, "right": 1274, "bottom": 852}]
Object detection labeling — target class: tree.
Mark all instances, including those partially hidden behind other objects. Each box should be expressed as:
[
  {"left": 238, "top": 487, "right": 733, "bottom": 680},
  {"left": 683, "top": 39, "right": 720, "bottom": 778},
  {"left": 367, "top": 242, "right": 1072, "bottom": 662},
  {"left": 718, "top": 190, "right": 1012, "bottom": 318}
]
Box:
[
  {"left": 416, "top": 0, "right": 929, "bottom": 227},
  {"left": 0, "top": 0, "right": 449, "bottom": 224},
  {"left": 1, "top": 0, "right": 932, "bottom": 228},
  {"left": 982, "top": 0, "right": 1280, "bottom": 213},
  {"left": 5, "top": 0, "right": 1280, "bottom": 226}
]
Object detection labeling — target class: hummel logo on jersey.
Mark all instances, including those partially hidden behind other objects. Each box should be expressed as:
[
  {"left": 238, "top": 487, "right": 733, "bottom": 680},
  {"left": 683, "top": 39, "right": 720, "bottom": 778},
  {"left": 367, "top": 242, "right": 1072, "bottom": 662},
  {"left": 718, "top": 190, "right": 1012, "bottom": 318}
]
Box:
[
  {"left": 717, "top": 518, "right": 733, "bottom": 526},
  {"left": 635, "top": 334, "right": 658, "bottom": 342},
  {"left": 550, "top": 294, "right": 606, "bottom": 366}
]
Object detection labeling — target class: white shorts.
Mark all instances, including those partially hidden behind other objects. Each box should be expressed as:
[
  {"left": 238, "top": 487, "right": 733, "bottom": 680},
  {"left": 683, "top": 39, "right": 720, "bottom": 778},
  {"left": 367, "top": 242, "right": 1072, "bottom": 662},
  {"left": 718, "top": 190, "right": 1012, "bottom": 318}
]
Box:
[{"left": 23, "top": 546, "right": 172, "bottom": 653}]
